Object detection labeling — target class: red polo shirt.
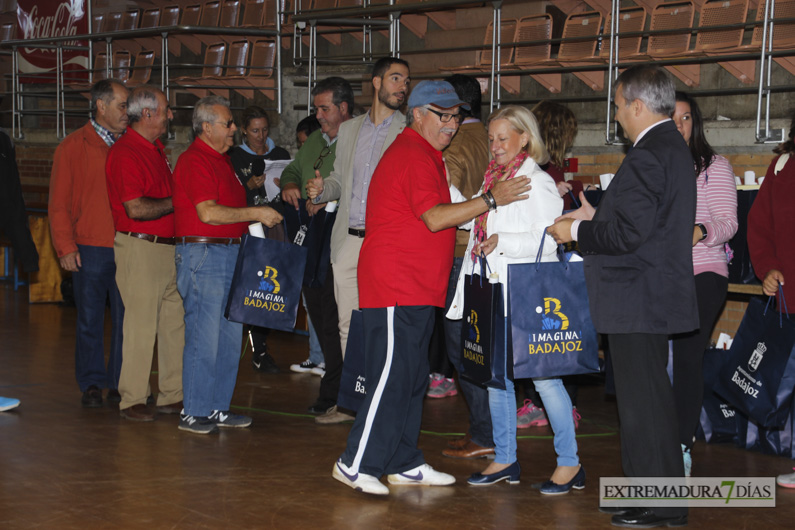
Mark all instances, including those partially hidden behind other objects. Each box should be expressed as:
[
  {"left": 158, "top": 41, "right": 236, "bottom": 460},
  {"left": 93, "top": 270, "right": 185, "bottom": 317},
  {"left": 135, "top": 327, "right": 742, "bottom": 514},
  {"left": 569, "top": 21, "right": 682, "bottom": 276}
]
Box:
[
  {"left": 173, "top": 137, "right": 248, "bottom": 238},
  {"left": 106, "top": 126, "right": 175, "bottom": 237},
  {"left": 358, "top": 127, "right": 455, "bottom": 308}
]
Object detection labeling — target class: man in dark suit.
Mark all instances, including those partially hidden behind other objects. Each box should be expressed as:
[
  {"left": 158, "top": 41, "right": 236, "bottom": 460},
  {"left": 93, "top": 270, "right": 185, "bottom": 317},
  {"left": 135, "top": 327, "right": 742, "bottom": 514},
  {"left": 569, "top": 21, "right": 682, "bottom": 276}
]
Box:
[{"left": 548, "top": 65, "right": 698, "bottom": 528}]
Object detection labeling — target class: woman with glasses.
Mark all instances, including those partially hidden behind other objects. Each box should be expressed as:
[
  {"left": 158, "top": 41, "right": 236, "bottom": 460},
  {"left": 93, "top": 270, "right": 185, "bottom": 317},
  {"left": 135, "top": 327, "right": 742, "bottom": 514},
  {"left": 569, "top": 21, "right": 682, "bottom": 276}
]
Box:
[
  {"left": 447, "top": 106, "right": 583, "bottom": 493},
  {"left": 229, "top": 106, "right": 290, "bottom": 208},
  {"left": 229, "top": 106, "right": 291, "bottom": 374}
]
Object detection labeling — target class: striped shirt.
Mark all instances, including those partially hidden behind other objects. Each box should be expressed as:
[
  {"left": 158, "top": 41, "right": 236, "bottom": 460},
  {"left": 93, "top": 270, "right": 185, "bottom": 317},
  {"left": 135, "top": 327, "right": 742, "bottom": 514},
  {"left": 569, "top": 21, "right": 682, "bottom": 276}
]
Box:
[{"left": 693, "top": 155, "right": 738, "bottom": 277}]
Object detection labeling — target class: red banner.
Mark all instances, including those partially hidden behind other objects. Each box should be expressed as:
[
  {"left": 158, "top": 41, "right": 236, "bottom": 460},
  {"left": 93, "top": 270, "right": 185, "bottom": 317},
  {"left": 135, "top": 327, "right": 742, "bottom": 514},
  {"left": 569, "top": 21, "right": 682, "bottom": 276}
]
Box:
[{"left": 17, "top": 0, "right": 88, "bottom": 83}]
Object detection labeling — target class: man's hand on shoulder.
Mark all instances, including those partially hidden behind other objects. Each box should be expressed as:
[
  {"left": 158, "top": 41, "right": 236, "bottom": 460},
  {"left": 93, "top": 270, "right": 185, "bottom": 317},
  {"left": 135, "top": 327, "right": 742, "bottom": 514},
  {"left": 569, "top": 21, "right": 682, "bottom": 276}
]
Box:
[{"left": 490, "top": 176, "right": 531, "bottom": 206}]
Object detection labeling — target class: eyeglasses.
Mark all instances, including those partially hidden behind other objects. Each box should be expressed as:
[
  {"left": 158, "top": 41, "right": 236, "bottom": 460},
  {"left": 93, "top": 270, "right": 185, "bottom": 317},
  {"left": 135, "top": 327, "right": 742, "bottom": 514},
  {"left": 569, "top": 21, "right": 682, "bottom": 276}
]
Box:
[
  {"left": 313, "top": 144, "right": 331, "bottom": 170},
  {"left": 425, "top": 107, "right": 462, "bottom": 124},
  {"left": 215, "top": 119, "right": 235, "bottom": 129}
]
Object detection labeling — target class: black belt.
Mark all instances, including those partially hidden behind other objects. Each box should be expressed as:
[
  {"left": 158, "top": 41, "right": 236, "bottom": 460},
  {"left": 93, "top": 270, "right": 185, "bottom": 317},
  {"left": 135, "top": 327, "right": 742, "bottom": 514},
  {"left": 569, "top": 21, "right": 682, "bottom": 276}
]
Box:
[
  {"left": 179, "top": 236, "right": 241, "bottom": 245},
  {"left": 123, "top": 232, "right": 175, "bottom": 245},
  {"left": 348, "top": 228, "right": 365, "bottom": 238}
]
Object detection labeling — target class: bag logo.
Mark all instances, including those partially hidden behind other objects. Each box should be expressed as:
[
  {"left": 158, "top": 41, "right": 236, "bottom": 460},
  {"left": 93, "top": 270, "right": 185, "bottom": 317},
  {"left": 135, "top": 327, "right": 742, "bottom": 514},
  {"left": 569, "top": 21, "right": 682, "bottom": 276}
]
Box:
[
  {"left": 527, "top": 298, "right": 582, "bottom": 356},
  {"left": 244, "top": 266, "right": 286, "bottom": 312},
  {"left": 747, "top": 342, "right": 766, "bottom": 372},
  {"left": 538, "top": 297, "right": 569, "bottom": 330},
  {"left": 258, "top": 266, "right": 281, "bottom": 294},
  {"left": 463, "top": 310, "right": 485, "bottom": 366}
]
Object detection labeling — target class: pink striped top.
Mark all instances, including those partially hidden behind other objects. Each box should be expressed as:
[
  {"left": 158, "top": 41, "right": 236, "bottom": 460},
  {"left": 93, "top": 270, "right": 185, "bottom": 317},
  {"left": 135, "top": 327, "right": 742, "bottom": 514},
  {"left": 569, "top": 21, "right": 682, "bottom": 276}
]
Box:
[{"left": 693, "top": 155, "right": 739, "bottom": 277}]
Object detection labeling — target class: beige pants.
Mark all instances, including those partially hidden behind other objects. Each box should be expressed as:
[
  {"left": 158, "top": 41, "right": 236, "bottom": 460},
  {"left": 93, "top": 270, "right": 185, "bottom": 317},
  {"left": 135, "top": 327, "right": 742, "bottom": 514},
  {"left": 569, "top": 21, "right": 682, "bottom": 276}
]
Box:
[
  {"left": 332, "top": 234, "right": 364, "bottom": 357},
  {"left": 114, "top": 233, "right": 184, "bottom": 409}
]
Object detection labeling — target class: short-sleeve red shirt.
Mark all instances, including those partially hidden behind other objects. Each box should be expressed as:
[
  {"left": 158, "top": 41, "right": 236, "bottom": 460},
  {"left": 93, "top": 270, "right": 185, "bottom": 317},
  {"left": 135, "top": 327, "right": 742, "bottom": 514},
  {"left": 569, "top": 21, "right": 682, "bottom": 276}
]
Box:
[
  {"left": 173, "top": 137, "right": 248, "bottom": 238},
  {"left": 105, "top": 127, "right": 175, "bottom": 237},
  {"left": 358, "top": 127, "right": 455, "bottom": 308}
]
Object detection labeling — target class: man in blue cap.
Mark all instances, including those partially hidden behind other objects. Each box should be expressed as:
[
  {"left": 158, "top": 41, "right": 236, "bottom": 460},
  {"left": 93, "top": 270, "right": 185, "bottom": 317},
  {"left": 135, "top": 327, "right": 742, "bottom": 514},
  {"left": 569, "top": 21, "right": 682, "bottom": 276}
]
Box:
[{"left": 332, "top": 80, "right": 532, "bottom": 495}]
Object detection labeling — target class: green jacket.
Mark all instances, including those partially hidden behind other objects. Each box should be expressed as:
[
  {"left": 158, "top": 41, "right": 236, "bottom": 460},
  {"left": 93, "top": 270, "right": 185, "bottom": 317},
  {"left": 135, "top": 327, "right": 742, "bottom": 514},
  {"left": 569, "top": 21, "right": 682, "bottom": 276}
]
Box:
[{"left": 279, "top": 129, "right": 337, "bottom": 199}]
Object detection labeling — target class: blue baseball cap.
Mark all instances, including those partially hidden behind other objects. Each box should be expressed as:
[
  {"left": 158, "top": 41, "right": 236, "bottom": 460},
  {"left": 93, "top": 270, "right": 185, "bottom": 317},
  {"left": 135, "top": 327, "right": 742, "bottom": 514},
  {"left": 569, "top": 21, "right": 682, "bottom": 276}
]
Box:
[{"left": 407, "top": 80, "right": 470, "bottom": 111}]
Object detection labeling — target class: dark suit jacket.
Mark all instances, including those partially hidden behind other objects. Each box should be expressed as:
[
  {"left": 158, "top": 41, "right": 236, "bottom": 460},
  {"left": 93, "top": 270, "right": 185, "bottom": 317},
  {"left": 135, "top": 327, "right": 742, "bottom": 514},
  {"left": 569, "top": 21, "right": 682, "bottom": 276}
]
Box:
[{"left": 578, "top": 120, "right": 698, "bottom": 335}]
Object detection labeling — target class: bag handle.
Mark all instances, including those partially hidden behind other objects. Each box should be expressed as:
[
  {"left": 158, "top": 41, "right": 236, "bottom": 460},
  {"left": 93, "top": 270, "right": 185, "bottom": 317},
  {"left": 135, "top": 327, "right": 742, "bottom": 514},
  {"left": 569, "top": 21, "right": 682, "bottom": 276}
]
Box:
[
  {"left": 468, "top": 251, "right": 492, "bottom": 287},
  {"left": 535, "top": 227, "right": 570, "bottom": 271},
  {"left": 763, "top": 283, "right": 790, "bottom": 327},
  {"left": 567, "top": 189, "right": 581, "bottom": 209}
]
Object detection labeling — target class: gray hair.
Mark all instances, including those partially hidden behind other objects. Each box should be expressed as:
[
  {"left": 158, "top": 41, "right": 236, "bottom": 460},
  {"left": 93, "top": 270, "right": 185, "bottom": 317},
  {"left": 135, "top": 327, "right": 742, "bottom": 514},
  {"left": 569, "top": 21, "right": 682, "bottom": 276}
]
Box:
[
  {"left": 193, "top": 96, "right": 231, "bottom": 137},
  {"left": 406, "top": 105, "right": 427, "bottom": 127},
  {"left": 615, "top": 65, "right": 676, "bottom": 117},
  {"left": 90, "top": 79, "right": 124, "bottom": 111},
  {"left": 127, "top": 85, "right": 162, "bottom": 124}
]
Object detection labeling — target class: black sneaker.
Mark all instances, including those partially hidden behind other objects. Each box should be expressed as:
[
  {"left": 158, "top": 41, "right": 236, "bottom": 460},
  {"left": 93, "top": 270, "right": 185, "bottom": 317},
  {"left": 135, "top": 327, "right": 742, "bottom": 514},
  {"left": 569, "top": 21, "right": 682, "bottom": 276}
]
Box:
[
  {"left": 209, "top": 410, "right": 252, "bottom": 428},
  {"left": 179, "top": 412, "right": 219, "bottom": 434},
  {"left": 307, "top": 398, "right": 336, "bottom": 415},
  {"left": 253, "top": 349, "right": 280, "bottom": 373},
  {"left": 81, "top": 385, "right": 103, "bottom": 408}
]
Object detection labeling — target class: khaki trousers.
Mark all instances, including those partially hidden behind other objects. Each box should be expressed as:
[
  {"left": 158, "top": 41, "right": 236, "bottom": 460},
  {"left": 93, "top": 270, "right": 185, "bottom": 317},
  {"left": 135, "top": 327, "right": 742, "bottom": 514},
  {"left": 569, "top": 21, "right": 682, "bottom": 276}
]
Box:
[
  {"left": 114, "top": 233, "right": 184, "bottom": 409},
  {"left": 332, "top": 234, "right": 364, "bottom": 357}
]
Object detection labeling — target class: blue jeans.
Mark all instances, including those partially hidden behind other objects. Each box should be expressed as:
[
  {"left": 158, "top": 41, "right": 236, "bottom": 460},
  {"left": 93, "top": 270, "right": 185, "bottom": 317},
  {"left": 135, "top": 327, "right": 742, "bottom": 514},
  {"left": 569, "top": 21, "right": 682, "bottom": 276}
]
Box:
[
  {"left": 72, "top": 244, "right": 123, "bottom": 391},
  {"left": 444, "top": 257, "right": 494, "bottom": 447},
  {"left": 303, "top": 293, "right": 324, "bottom": 366},
  {"left": 176, "top": 243, "right": 243, "bottom": 417},
  {"left": 488, "top": 380, "right": 517, "bottom": 463},
  {"left": 533, "top": 377, "right": 579, "bottom": 467}
]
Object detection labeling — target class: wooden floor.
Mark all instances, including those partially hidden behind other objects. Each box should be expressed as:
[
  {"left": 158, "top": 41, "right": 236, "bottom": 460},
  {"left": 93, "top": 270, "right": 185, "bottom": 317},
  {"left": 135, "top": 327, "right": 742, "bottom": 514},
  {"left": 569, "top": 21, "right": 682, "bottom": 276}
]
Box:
[{"left": 0, "top": 283, "right": 792, "bottom": 529}]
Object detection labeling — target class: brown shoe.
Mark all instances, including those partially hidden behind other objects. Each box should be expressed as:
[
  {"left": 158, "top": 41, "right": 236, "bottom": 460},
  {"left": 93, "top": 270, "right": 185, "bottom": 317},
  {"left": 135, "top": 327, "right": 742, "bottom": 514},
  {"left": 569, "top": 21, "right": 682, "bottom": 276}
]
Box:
[
  {"left": 447, "top": 433, "right": 472, "bottom": 449},
  {"left": 120, "top": 404, "right": 155, "bottom": 422},
  {"left": 157, "top": 400, "right": 183, "bottom": 414},
  {"left": 442, "top": 440, "right": 496, "bottom": 459},
  {"left": 315, "top": 405, "right": 355, "bottom": 424}
]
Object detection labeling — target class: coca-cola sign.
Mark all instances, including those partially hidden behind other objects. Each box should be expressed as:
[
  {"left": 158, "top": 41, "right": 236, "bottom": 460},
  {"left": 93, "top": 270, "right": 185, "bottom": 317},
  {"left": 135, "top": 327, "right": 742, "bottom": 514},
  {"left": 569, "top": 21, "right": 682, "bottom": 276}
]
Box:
[{"left": 17, "top": 0, "right": 88, "bottom": 83}]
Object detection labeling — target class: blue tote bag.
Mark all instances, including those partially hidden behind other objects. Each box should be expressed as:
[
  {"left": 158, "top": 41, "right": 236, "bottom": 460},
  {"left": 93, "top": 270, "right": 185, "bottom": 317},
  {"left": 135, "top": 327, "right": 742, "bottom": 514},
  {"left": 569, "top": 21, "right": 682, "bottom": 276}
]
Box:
[
  {"left": 337, "top": 309, "right": 366, "bottom": 412},
  {"left": 460, "top": 255, "right": 511, "bottom": 390},
  {"left": 716, "top": 288, "right": 795, "bottom": 428},
  {"left": 508, "top": 231, "right": 599, "bottom": 379},
  {"left": 224, "top": 226, "right": 308, "bottom": 332}
]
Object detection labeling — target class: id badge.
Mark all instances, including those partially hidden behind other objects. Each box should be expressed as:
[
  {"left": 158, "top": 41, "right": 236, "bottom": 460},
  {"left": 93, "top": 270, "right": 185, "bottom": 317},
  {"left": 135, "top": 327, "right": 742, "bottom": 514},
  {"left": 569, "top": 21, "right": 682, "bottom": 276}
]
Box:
[{"left": 294, "top": 224, "right": 308, "bottom": 246}]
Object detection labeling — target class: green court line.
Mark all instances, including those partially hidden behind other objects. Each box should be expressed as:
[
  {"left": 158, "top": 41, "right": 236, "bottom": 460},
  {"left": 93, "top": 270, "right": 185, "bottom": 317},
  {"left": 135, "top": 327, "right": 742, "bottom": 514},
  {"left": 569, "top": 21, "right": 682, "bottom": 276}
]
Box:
[{"left": 230, "top": 405, "right": 618, "bottom": 437}]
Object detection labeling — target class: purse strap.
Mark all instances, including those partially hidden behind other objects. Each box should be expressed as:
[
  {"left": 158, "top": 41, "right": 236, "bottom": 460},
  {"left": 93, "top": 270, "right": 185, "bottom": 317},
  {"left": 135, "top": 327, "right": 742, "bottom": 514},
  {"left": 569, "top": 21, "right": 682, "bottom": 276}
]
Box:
[
  {"left": 763, "top": 283, "right": 790, "bottom": 327},
  {"left": 468, "top": 251, "right": 492, "bottom": 287}
]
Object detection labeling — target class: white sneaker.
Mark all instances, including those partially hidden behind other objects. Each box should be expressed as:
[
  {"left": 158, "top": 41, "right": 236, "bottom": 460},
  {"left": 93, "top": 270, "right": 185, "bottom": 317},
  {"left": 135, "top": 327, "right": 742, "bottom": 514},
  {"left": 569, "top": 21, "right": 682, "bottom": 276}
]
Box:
[
  {"left": 387, "top": 463, "right": 456, "bottom": 486},
  {"left": 311, "top": 362, "right": 326, "bottom": 377},
  {"left": 332, "top": 460, "right": 389, "bottom": 495},
  {"left": 777, "top": 469, "right": 795, "bottom": 488}
]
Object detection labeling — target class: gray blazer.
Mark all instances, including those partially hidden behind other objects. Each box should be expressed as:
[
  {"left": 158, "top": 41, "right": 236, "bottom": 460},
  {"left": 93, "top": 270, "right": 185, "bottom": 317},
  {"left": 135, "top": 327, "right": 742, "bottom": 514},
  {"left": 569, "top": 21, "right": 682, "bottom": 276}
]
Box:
[{"left": 316, "top": 111, "right": 406, "bottom": 264}]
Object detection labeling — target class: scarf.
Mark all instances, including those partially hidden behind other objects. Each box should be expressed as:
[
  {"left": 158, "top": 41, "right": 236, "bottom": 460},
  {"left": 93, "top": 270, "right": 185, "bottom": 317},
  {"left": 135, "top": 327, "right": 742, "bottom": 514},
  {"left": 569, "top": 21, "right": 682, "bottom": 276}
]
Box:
[{"left": 471, "top": 151, "right": 528, "bottom": 260}]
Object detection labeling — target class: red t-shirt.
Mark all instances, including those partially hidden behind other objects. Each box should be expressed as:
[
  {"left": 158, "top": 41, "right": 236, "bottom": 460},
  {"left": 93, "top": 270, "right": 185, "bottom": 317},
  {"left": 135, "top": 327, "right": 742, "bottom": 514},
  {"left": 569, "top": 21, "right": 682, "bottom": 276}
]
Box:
[
  {"left": 105, "top": 127, "right": 175, "bottom": 237},
  {"left": 358, "top": 127, "right": 455, "bottom": 308},
  {"left": 173, "top": 137, "right": 248, "bottom": 238}
]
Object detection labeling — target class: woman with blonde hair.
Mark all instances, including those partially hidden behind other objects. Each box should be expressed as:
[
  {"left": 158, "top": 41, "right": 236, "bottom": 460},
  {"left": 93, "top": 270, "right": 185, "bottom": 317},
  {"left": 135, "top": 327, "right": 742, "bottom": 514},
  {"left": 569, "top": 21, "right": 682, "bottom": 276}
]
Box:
[{"left": 447, "top": 105, "right": 584, "bottom": 493}]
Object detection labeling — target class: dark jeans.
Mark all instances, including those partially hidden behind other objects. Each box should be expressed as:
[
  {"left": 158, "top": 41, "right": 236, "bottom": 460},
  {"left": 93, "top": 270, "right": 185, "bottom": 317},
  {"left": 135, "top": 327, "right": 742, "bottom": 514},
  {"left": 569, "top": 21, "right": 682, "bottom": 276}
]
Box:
[
  {"left": 305, "top": 268, "right": 343, "bottom": 404},
  {"left": 672, "top": 272, "right": 728, "bottom": 449},
  {"left": 443, "top": 257, "right": 494, "bottom": 448},
  {"left": 72, "top": 244, "right": 124, "bottom": 392}
]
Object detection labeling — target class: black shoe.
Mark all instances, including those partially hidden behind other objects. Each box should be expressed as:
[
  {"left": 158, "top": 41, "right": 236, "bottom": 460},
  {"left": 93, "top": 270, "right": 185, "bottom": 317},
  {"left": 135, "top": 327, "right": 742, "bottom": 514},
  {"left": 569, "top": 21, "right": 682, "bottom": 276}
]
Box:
[
  {"left": 599, "top": 506, "right": 634, "bottom": 515},
  {"left": 81, "top": 386, "right": 103, "bottom": 408},
  {"left": 106, "top": 389, "right": 121, "bottom": 404},
  {"left": 611, "top": 508, "right": 688, "bottom": 528},
  {"left": 252, "top": 349, "right": 279, "bottom": 373},
  {"left": 307, "top": 398, "right": 336, "bottom": 415}
]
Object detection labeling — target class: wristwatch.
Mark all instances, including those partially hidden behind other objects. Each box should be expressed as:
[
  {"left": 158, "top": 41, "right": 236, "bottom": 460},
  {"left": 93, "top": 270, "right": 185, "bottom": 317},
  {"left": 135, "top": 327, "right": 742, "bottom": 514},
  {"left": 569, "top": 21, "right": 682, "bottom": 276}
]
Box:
[{"left": 696, "top": 223, "right": 707, "bottom": 241}]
